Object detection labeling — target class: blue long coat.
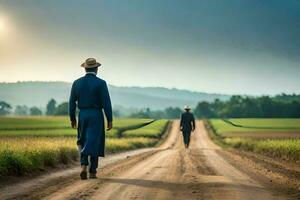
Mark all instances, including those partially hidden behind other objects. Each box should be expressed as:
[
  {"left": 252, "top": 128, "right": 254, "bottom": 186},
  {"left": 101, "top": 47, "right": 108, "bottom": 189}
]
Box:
[{"left": 69, "top": 73, "right": 112, "bottom": 157}]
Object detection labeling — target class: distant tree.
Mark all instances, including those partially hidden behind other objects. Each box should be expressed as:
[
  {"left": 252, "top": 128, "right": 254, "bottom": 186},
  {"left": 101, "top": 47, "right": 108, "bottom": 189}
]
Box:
[
  {"left": 223, "top": 95, "right": 244, "bottom": 118},
  {"left": 193, "top": 95, "right": 300, "bottom": 119},
  {"left": 46, "top": 99, "right": 57, "bottom": 115},
  {"left": 150, "top": 110, "right": 166, "bottom": 119},
  {"left": 14, "top": 105, "right": 29, "bottom": 116},
  {"left": 194, "top": 101, "right": 215, "bottom": 118},
  {"left": 240, "top": 97, "right": 262, "bottom": 118},
  {"left": 130, "top": 108, "right": 152, "bottom": 118},
  {"left": 211, "top": 98, "right": 225, "bottom": 117},
  {"left": 258, "top": 96, "right": 277, "bottom": 117},
  {"left": 274, "top": 93, "right": 300, "bottom": 103},
  {"left": 30, "top": 106, "right": 42, "bottom": 115},
  {"left": 164, "top": 107, "right": 182, "bottom": 119},
  {"left": 112, "top": 108, "right": 121, "bottom": 118},
  {"left": 54, "top": 102, "right": 68, "bottom": 115},
  {"left": 0, "top": 101, "right": 12, "bottom": 116}
]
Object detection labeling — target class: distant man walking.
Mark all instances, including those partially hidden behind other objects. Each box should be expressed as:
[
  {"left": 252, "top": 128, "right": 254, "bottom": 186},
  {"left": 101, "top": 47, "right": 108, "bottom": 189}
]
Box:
[
  {"left": 69, "top": 58, "right": 113, "bottom": 180},
  {"left": 180, "top": 106, "right": 195, "bottom": 148}
]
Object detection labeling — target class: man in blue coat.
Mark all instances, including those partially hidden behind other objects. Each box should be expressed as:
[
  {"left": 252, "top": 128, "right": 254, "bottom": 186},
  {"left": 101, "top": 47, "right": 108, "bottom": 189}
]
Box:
[{"left": 69, "top": 58, "right": 113, "bottom": 180}]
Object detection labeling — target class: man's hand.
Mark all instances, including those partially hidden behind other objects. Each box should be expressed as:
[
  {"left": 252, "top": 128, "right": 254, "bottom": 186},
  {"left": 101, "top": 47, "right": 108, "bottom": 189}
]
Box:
[
  {"left": 107, "top": 121, "right": 113, "bottom": 131},
  {"left": 71, "top": 120, "right": 77, "bottom": 129}
]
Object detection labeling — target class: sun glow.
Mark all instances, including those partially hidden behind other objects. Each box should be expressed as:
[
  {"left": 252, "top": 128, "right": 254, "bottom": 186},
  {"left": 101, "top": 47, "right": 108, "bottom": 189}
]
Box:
[
  {"left": 0, "top": 16, "right": 9, "bottom": 35},
  {"left": 0, "top": 17, "right": 6, "bottom": 33}
]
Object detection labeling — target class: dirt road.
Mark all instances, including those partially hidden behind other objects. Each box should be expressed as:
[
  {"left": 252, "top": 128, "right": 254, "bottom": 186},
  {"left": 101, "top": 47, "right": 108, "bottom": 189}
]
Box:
[{"left": 2, "top": 121, "right": 288, "bottom": 200}]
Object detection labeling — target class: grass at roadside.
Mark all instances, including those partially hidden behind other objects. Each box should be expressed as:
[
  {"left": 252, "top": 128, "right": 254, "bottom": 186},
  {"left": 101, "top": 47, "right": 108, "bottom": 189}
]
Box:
[
  {"left": 123, "top": 120, "right": 169, "bottom": 138},
  {"left": 0, "top": 117, "right": 164, "bottom": 177},
  {"left": 224, "top": 138, "right": 300, "bottom": 162},
  {"left": 0, "top": 136, "right": 159, "bottom": 176},
  {"left": 207, "top": 119, "right": 300, "bottom": 163}
]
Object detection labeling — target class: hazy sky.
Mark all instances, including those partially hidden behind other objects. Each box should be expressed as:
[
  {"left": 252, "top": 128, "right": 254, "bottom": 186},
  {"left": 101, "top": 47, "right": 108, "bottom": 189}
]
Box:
[{"left": 0, "top": 0, "right": 299, "bottom": 95}]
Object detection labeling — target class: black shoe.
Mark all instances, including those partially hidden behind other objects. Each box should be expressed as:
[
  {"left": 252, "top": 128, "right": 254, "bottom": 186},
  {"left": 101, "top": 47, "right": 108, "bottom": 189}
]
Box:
[
  {"left": 89, "top": 173, "right": 97, "bottom": 179},
  {"left": 80, "top": 171, "right": 87, "bottom": 180}
]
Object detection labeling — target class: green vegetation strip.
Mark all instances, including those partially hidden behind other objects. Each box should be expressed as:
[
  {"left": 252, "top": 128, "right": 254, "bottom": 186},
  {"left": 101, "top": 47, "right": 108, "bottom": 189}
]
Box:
[
  {"left": 0, "top": 137, "right": 158, "bottom": 176},
  {"left": 0, "top": 117, "right": 167, "bottom": 177},
  {"left": 222, "top": 118, "right": 300, "bottom": 130},
  {"left": 207, "top": 119, "right": 300, "bottom": 162},
  {"left": 0, "top": 117, "right": 154, "bottom": 138},
  {"left": 210, "top": 119, "right": 300, "bottom": 134},
  {"left": 224, "top": 138, "right": 300, "bottom": 162},
  {"left": 0, "top": 117, "right": 70, "bottom": 130},
  {"left": 123, "top": 120, "right": 169, "bottom": 138}
]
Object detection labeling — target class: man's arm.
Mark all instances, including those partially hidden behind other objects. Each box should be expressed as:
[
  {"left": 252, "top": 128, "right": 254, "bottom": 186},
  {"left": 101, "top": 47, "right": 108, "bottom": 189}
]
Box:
[
  {"left": 69, "top": 82, "right": 77, "bottom": 128},
  {"left": 191, "top": 114, "right": 196, "bottom": 131},
  {"left": 180, "top": 113, "right": 183, "bottom": 131},
  {"left": 101, "top": 81, "right": 113, "bottom": 130}
]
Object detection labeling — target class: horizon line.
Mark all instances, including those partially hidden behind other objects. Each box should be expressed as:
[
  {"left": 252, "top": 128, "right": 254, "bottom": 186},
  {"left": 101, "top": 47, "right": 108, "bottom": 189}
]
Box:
[{"left": 0, "top": 80, "right": 299, "bottom": 97}]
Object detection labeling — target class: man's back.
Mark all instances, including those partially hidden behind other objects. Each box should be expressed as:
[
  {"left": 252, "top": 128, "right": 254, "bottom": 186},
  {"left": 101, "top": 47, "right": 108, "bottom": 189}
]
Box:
[
  {"left": 180, "top": 112, "right": 195, "bottom": 132},
  {"left": 69, "top": 73, "right": 112, "bottom": 123}
]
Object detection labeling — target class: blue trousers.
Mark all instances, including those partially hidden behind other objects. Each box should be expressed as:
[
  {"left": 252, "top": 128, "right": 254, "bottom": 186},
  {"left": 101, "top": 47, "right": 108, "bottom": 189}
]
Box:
[
  {"left": 182, "top": 131, "right": 191, "bottom": 147},
  {"left": 80, "top": 154, "right": 99, "bottom": 174}
]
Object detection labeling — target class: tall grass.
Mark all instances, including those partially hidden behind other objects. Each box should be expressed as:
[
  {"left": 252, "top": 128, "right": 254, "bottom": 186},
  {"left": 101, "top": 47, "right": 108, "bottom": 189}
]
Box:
[
  {"left": 224, "top": 138, "right": 300, "bottom": 161},
  {"left": 0, "top": 137, "right": 77, "bottom": 176},
  {"left": 0, "top": 117, "right": 161, "bottom": 177},
  {"left": 208, "top": 119, "right": 300, "bottom": 162},
  {"left": 0, "top": 136, "right": 159, "bottom": 176}
]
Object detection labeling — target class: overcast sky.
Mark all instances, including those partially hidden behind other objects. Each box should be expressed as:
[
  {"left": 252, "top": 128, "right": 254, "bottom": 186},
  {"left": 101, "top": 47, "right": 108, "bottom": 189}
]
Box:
[{"left": 0, "top": 0, "right": 299, "bottom": 95}]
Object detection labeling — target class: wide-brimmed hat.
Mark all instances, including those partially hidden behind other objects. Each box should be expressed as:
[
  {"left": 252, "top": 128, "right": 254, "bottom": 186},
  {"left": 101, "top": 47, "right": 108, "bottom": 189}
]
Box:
[
  {"left": 81, "top": 58, "right": 101, "bottom": 68},
  {"left": 184, "top": 105, "right": 191, "bottom": 110}
]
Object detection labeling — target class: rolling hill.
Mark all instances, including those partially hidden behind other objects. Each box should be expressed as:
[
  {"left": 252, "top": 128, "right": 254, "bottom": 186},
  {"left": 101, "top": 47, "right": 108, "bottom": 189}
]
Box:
[{"left": 0, "top": 81, "right": 230, "bottom": 110}]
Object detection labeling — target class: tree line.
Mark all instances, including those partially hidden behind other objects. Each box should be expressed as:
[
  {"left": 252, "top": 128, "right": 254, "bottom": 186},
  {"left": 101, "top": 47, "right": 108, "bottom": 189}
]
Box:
[
  {"left": 121, "top": 94, "right": 300, "bottom": 119},
  {"left": 0, "top": 98, "right": 67, "bottom": 116},
  {"left": 194, "top": 95, "right": 300, "bottom": 118},
  {"left": 0, "top": 94, "right": 299, "bottom": 118}
]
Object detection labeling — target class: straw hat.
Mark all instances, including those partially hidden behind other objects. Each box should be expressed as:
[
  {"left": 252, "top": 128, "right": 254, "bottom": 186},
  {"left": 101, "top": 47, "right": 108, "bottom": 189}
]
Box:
[
  {"left": 184, "top": 105, "right": 191, "bottom": 110},
  {"left": 81, "top": 58, "right": 101, "bottom": 68}
]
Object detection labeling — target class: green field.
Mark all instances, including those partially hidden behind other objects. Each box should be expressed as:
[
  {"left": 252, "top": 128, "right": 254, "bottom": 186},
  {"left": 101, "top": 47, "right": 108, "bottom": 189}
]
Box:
[
  {"left": 0, "top": 116, "right": 70, "bottom": 130},
  {"left": 0, "top": 117, "right": 168, "bottom": 177},
  {"left": 208, "top": 118, "right": 300, "bottom": 162},
  {"left": 0, "top": 117, "right": 153, "bottom": 138},
  {"left": 210, "top": 119, "right": 300, "bottom": 134},
  {"left": 123, "top": 120, "right": 169, "bottom": 138}
]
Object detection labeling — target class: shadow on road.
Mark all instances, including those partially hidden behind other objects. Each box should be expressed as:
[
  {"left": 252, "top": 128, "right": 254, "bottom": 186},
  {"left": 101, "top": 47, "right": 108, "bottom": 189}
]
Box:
[{"left": 99, "top": 177, "right": 268, "bottom": 193}]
